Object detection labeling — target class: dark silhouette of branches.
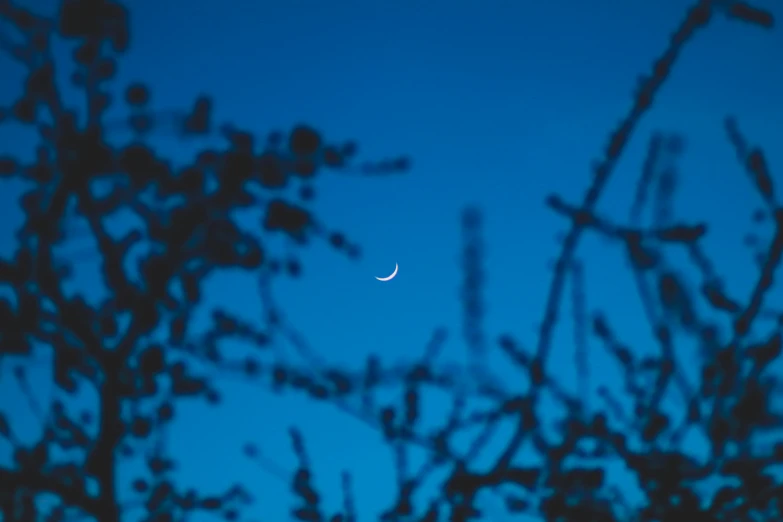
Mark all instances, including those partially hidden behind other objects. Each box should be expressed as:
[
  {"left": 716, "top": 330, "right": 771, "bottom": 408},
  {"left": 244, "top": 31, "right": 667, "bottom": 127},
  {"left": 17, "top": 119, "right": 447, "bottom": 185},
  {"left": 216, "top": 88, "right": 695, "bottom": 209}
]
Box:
[
  {"left": 1, "top": 0, "right": 781, "bottom": 521},
  {"left": 0, "top": 0, "right": 409, "bottom": 521}
]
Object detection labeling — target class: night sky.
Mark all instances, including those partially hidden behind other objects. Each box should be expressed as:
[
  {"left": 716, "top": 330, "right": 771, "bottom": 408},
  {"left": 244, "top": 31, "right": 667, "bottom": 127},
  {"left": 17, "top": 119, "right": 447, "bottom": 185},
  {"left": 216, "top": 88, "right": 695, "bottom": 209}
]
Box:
[{"left": 1, "top": 1, "right": 782, "bottom": 520}]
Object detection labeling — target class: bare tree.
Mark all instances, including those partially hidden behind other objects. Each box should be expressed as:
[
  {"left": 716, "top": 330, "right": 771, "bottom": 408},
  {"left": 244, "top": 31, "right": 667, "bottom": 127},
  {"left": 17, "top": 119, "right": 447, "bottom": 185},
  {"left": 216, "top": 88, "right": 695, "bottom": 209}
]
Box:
[
  {"left": 340, "top": 2, "right": 783, "bottom": 521},
  {"left": 0, "top": 1, "right": 407, "bottom": 521},
  {"left": 1, "top": 0, "right": 781, "bottom": 522}
]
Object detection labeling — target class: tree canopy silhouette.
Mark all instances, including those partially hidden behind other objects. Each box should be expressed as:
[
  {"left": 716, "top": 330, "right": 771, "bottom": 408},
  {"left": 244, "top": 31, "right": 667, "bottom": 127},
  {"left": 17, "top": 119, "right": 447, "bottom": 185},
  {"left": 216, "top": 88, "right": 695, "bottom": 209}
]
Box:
[
  {"left": 1, "top": 0, "right": 781, "bottom": 522},
  {"left": 0, "top": 0, "right": 409, "bottom": 520}
]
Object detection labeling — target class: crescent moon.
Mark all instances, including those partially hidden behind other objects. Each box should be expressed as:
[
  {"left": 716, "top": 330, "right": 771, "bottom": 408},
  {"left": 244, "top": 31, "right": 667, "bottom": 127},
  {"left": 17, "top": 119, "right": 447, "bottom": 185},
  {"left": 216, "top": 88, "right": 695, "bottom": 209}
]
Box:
[{"left": 375, "top": 263, "right": 398, "bottom": 282}]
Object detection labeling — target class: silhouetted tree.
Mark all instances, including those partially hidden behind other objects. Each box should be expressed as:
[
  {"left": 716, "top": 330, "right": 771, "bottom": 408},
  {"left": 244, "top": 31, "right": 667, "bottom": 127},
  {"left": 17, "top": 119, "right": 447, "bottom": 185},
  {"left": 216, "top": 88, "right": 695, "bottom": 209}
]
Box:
[
  {"left": 0, "top": 1, "right": 408, "bottom": 521},
  {"left": 344, "top": 2, "right": 781, "bottom": 521},
  {"left": 1, "top": 0, "right": 781, "bottom": 522}
]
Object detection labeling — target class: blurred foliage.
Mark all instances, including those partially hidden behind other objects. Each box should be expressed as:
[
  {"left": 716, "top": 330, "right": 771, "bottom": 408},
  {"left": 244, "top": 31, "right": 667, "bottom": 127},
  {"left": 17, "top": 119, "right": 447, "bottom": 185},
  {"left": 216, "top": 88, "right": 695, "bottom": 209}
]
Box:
[{"left": 0, "top": 0, "right": 781, "bottom": 521}]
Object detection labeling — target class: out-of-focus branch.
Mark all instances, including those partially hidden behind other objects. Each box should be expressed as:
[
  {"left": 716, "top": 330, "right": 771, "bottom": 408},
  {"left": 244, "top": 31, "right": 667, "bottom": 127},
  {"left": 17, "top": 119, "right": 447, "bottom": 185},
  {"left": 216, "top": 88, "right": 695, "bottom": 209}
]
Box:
[{"left": 0, "top": 467, "right": 100, "bottom": 517}]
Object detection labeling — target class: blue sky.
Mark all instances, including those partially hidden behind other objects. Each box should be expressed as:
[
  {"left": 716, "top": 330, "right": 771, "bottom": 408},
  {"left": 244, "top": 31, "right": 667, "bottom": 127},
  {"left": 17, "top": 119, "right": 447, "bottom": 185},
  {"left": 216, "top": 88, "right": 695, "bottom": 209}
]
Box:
[{"left": 1, "top": 0, "right": 782, "bottom": 520}]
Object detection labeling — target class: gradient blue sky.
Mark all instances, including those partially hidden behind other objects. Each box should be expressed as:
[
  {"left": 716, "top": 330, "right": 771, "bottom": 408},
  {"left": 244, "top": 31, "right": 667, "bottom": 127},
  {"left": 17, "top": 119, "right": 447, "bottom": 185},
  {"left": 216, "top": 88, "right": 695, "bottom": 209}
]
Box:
[{"left": 1, "top": 1, "right": 782, "bottom": 520}]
